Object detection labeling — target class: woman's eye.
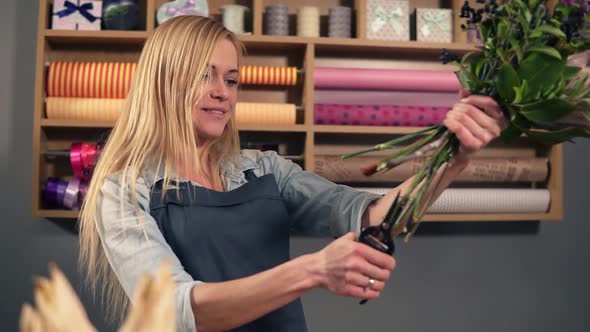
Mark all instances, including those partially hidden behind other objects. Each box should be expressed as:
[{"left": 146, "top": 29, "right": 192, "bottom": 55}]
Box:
[{"left": 225, "top": 79, "right": 239, "bottom": 87}]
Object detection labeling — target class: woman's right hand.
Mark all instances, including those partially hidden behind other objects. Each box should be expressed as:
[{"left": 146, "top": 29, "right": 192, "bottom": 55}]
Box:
[{"left": 310, "top": 232, "right": 396, "bottom": 300}]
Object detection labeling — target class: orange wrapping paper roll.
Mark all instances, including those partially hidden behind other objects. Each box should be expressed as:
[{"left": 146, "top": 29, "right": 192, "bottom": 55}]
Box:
[
  {"left": 240, "top": 66, "right": 297, "bottom": 86},
  {"left": 47, "top": 62, "right": 137, "bottom": 98},
  {"left": 236, "top": 102, "right": 297, "bottom": 125},
  {"left": 46, "top": 97, "right": 124, "bottom": 121}
]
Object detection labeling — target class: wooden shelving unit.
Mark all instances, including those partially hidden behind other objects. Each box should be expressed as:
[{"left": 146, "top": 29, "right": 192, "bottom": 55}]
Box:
[{"left": 33, "top": 0, "right": 563, "bottom": 222}]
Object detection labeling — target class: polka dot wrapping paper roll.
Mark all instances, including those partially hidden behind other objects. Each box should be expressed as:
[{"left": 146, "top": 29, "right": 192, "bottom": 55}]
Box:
[
  {"left": 314, "top": 104, "right": 450, "bottom": 126},
  {"left": 240, "top": 66, "right": 298, "bottom": 86}
]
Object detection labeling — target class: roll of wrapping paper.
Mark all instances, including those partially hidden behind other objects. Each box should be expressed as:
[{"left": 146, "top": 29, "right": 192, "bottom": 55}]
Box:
[
  {"left": 236, "top": 102, "right": 297, "bottom": 125},
  {"left": 47, "top": 62, "right": 137, "bottom": 98},
  {"left": 240, "top": 66, "right": 297, "bottom": 86},
  {"left": 356, "top": 188, "right": 550, "bottom": 213},
  {"left": 46, "top": 97, "right": 124, "bottom": 121},
  {"left": 313, "top": 156, "right": 548, "bottom": 183},
  {"left": 314, "top": 104, "right": 450, "bottom": 126},
  {"left": 314, "top": 67, "right": 461, "bottom": 91},
  {"left": 314, "top": 90, "right": 460, "bottom": 107},
  {"left": 313, "top": 144, "right": 537, "bottom": 159}
]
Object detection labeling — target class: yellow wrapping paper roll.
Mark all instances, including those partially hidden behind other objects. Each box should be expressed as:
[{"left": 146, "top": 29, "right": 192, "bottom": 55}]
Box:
[
  {"left": 236, "top": 102, "right": 297, "bottom": 125},
  {"left": 46, "top": 98, "right": 296, "bottom": 125},
  {"left": 46, "top": 97, "right": 124, "bottom": 121},
  {"left": 240, "top": 66, "right": 297, "bottom": 86},
  {"left": 47, "top": 62, "right": 137, "bottom": 99}
]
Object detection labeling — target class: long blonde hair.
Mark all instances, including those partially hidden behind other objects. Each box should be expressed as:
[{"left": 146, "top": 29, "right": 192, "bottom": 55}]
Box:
[{"left": 79, "top": 16, "right": 244, "bottom": 321}]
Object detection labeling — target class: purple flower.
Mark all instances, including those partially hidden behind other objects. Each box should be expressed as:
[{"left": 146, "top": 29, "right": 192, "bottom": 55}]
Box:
[{"left": 562, "top": 0, "right": 589, "bottom": 13}]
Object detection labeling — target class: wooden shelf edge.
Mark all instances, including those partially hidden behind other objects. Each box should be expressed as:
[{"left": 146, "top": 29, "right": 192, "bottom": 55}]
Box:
[
  {"left": 45, "top": 29, "right": 149, "bottom": 44},
  {"left": 41, "top": 119, "right": 307, "bottom": 132},
  {"left": 35, "top": 209, "right": 555, "bottom": 221},
  {"left": 313, "top": 125, "right": 429, "bottom": 134}
]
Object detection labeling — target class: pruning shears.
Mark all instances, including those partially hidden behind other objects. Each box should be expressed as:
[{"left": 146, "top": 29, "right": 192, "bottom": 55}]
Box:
[{"left": 358, "top": 191, "right": 402, "bottom": 304}]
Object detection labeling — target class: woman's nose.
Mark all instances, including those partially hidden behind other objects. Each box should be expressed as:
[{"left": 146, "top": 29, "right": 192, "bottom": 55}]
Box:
[{"left": 209, "top": 77, "right": 229, "bottom": 100}]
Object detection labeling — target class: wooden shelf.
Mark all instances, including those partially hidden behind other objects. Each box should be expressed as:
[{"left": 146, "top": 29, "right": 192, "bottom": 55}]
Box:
[
  {"left": 33, "top": 209, "right": 557, "bottom": 222},
  {"left": 45, "top": 29, "right": 149, "bottom": 45}
]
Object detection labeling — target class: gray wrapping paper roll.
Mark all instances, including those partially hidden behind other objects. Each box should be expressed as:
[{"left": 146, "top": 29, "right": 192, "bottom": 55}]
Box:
[
  {"left": 265, "top": 5, "right": 289, "bottom": 35},
  {"left": 329, "top": 6, "right": 351, "bottom": 38},
  {"left": 356, "top": 188, "right": 551, "bottom": 213}
]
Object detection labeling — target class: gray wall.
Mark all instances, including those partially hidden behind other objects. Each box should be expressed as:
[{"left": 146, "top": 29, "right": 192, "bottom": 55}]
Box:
[{"left": 2, "top": 1, "right": 589, "bottom": 331}]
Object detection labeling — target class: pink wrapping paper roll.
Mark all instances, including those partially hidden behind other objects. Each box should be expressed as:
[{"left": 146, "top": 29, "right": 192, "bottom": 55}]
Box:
[
  {"left": 46, "top": 97, "right": 124, "bottom": 121},
  {"left": 314, "top": 67, "right": 461, "bottom": 92},
  {"left": 314, "top": 90, "right": 460, "bottom": 107},
  {"left": 314, "top": 104, "right": 450, "bottom": 126}
]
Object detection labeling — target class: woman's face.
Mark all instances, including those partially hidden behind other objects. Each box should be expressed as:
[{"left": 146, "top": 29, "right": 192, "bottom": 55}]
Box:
[{"left": 193, "top": 38, "right": 239, "bottom": 143}]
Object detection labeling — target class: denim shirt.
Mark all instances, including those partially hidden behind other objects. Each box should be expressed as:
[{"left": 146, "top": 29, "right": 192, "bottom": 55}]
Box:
[{"left": 95, "top": 149, "right": 382, "bottom": 332}]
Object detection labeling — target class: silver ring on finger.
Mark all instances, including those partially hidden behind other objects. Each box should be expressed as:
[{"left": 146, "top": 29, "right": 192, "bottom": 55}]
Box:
[{"left": 364, "top": 278, "right": 375, "bottom": 292}]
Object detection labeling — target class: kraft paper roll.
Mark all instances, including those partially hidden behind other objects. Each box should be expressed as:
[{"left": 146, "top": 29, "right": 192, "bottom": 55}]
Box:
[
  {"left": 313, "top": 144, "right": 537, "bottom": 159},
  {"left": 356, "top": 188, "right": 550, "bottom": 213},
  {"left": 47, "top": 62, "right": 136, "bottom": 98},
  {"left": 314, "top": 104, "right": 449, "bottom": 126},
  {"left": 314, "top": 67, "right": 461, "bottom": 91},
  {"left": 313, "top": 156, "right": 548, "bottom": 183},
  {"left": 314, "top": 90, "right": 460, "bottom": 107},
  {"left": 240, "top": 66, "right": 297, "bottom": 86},
  {"left": 236, "top": 102, "right": 297, "bottom": 125},
  {"left": 46, "top": 97, "right": 124, "bottom": 121}
]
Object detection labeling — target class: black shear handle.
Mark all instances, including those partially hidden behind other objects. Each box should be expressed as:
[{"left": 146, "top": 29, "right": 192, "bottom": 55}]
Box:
[{"left": 358, "top": 225, "right": 395, "bottom": 305}]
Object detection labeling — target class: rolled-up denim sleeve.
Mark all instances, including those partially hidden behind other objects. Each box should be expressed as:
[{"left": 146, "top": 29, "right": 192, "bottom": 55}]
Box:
[
  {"left": 96, "top": 175, "right": 202, "bottom": 332},
  {"left": 256, "top": 150, "right": 382, "bottom": 236}
]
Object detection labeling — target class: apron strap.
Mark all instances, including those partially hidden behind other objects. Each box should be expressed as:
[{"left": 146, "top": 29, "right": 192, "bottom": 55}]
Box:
[{"left": 244, "top": 169, "right": 257, "bottom": 182}]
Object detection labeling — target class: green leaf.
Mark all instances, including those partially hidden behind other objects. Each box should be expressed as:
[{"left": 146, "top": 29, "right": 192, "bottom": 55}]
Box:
[
  {"left": 497, "top": 19, "right": 509, "bottom": 39},
  {"left": 563, "top": 66, "right": 582, "bottom": 80},
  {"left": 529, "top": 29, "right": 543, "bottom": 38},
  {"left": 570, "top": 74, "right": 589, "bottom": 97},
  {"left": 501, "top": 123, "right": 524, "bottom": 143},
  {"left": 455, "top": 66, "right": 475, "bottom": 90},
  {"left": 508, "top": 37, "right": 524, "bottom": 63},
  {"left": 495, "top": 64, "right": 520, "bottom": 102},
  {"left": 460, "top": 51, "right": 475, "bottom": 66},
  {"left": 528, "top": 46, "right": 562, "bottom": 60},
  {"left": 513, "top": 80, "right": 528, "bottom": 104},
  {"left": 535, "top": 25, "right": 567, "bottom": 38},
  {"left": 518, "top": 53, "right": 564, "bottom": 98},
  {"left": 525, "top": 127, "right": 590, "bottom": 144},
  {"left": 518, "top": 99, "right": 576, "bottom": 122}
]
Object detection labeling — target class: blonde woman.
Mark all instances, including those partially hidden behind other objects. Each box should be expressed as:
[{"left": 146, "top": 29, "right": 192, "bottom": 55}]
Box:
[{"left": 79, "top": 16, "right": 506, "bottom": 332}]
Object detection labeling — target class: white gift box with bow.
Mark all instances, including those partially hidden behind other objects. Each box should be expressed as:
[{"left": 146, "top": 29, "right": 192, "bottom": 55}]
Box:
[
  {"left": 416, "top": 8, "right": 453, "bottom": 43},
  {"left": 366, "top": 0, "right": 409, "bottom": 41}
]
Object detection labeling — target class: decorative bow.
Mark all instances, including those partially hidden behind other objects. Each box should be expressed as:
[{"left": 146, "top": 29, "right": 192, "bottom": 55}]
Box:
[
  {"left": 165, "top": 0, "right": 197, "bottom": 16},
  {"left": 370, "top": 5, "right": 404, "bottom": 35},
  {"left": 420, "top": 11, "right": 450, "bottom": 37},
  {"left": 55, "top": 1, "right": 99, "bottom": 23}
]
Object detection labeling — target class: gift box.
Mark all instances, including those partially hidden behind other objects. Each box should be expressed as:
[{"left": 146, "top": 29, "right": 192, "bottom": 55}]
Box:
[
  {"left": 415, "top": 8, "right": 452, "bottom": 43},
  {"left": 365, "top": 0, "right": 409, "bottom": 41},
  {"left": 52, "top": 0, "right": 102, "bottom": 30}
]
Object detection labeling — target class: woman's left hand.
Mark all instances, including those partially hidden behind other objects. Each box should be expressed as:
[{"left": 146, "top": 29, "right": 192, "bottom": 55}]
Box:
[{"left": 443, "top": 90, "right": 508, "bottom": 162}]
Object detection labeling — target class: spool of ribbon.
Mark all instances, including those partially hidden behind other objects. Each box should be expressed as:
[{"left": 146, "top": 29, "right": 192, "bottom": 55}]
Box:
[
  {"left": 220, "top": 4, "right": 250, "bottom": 34},
  {"left": 240, "top": 66, "right": 297, "bottom": 86},
  {"left": 70, "top": 142, "right": 101, "bottom": 181},
  {"left": 44, "top": 178, "right": 69, "bottom": 209},
  {"left": 328, "top": 6, "right": 351, "bottom": 38},
  {"left": 297, "top": 6, "right": 320, "bottom": 37},
  {"left": 47, "top": 62, "right": 137, "bottom": 98},
  {"left": 265, "top": 4, "right": 289, "bottom": 35},
  {"left": 54, "top": 1, "right": 99, "bottom": 23},
  {"left": 63, "top": 178, "right": 81, "bottom": 210},
  {"left": 44, "top": 178, "right": 88, "bottom": 210}
]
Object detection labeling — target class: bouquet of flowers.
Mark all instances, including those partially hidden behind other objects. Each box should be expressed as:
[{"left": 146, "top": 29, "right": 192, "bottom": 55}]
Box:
[{"left": 345, "top": 0, "right": 590, "bottom": 243}]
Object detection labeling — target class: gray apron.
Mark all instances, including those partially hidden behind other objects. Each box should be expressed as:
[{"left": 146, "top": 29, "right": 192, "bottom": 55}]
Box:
[{"left": 149, "top": 169, "right": 307, "bottom": 331}]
